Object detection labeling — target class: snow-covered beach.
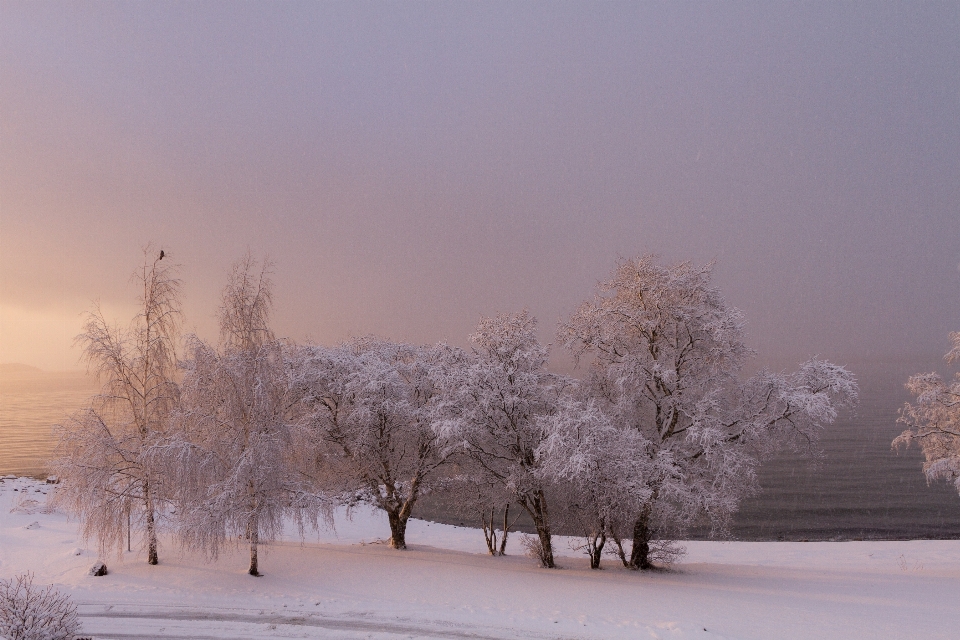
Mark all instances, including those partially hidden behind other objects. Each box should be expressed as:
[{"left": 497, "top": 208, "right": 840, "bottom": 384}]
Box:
[{"left": 3, "top": 476, "right": 959, "bottom": 640}]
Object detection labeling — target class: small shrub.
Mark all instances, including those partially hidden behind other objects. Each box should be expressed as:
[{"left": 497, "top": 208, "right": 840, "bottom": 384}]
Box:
[
  {"left": 519, "top": 534, "right": 552, "bottom": 567},
  {"left": 648, "top": 540, "right": 686, "bottom": 567},
  {"left": 0, "top": 573, "right": 80, "bottom": 640}
]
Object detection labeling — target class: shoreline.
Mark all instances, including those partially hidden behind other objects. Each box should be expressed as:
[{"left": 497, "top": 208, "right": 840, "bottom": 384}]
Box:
[{"left": 6, "top": 474, "right": 957, "bottom": 545}]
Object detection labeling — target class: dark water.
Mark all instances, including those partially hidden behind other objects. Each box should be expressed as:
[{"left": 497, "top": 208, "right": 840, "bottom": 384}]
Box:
[
  {"left": 420, "top": 361, "right": 960, "bottom": 541},
  {"left": 724, "top": 360, "right": 960, "bottom": 541},
  {"left": 728, "top": 400, "right": 960, "bottom": 540},
  {"left": 3, "top": 361, "right": 960, "bottom": 540}
]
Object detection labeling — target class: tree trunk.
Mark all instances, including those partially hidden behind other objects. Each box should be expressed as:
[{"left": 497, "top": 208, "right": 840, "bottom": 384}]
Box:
[
  {"left": 244, "top": 480, "right": 263, "bottom": 575},
  {"left": 481, "top": 508, "right": 498, "bottom": 555},
  {"left": 144, "top": 483, "right": 158, "bottom": 565},
  {"left": 387, "top": 508, "right": 408, "bottom": 549},
  {"left": 587, "top": 530, "right": 606, "bottom": 569},
  {"left": 385, "top": 477, "right": 422, "bottom": 550},
  {"left": 498, "top": 504, "right": 510, "bottom": 556},
  {"left": 481, "top": 504, "right": 512, "bottom": 556},
  {"left": 522, "top": 490, "right": 555, "bottom": 568},
  {"left": 629, "top": 508, "right": 653, "bottom": 570},
  {"left": 248, "top": 514, "right": 260, "bottom": 576},
  {"left": 533, "top": 520, "right": 555, "bottom": 568},
  {"left": 611, "top": 534, "right": 630, "bottom": 568}
]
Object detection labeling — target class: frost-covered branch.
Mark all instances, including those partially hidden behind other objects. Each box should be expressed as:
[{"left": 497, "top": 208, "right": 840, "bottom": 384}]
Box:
[
  {"left": 894, "top": 333, "right": 960, "bottom": 493},
  {"left": 559, "top": 256, "right": 858, "bottom": 569},
  {"left": 294, "top": 338, "right": 455, "bottom": 549},
  {"left": 52, "top": 246, "right": 181, "bottom": 565}
]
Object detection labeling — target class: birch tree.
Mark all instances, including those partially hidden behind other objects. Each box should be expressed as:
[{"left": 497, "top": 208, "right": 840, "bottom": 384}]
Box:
[
  {"left": 295, "top": 339, "right": 454, "bottom": 549},
  {"left": 52, "top": 248, "right": 181, "bottom": 565},
  {"left": 893, "top": 331, "right": 960, "bottom": 491},
  {"left": 172, "top": 255, "right": 326, "bottom": 576},
  {"left": 439, "top": 312, "right": 566, "bottom": 568},
  {"left": 560, "top": 256, "right": 858, "bottom": 569}
]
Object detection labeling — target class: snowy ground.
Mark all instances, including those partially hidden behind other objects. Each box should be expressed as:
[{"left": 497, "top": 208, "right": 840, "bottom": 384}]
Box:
[{"left": 2, "top": 476, "right": 959, "bottom": 639}]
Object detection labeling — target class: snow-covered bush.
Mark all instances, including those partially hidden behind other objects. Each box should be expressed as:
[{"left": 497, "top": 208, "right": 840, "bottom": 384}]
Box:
[
  {"left": 518, "top": 534, "right": 552, "bottom": 567},
  {"left": 0, "top": 573, "right": 79, "bottom": 640},
  {"left": 646, "top": 539, "right": 686, "bottom": 568}
]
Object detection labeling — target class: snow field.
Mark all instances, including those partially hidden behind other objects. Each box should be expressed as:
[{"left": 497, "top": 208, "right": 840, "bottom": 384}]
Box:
[{"left": 2, "top": 477, "right": 959, "bottom": 639}]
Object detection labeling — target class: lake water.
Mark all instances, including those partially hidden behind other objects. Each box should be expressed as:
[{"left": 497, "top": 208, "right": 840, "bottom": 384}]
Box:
[
  {"left": 0, "top": 366, "right": 99, "bottom": 478},
  {"left": 422, "top": 362, "right": 960, "bottom": 541},
  {"left": 729, "top": 397, "right": 960, "bottom": 541},
  {"left": 3, "top": 361, "right": 959, "bottom": 540},
  {"left": 723, "top": 360, "right": 960, "bottom": 540}
]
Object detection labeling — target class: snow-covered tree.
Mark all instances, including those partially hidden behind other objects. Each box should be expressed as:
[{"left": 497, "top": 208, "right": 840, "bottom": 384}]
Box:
[
  {"left": 438, "top": 312, "right": 566, "bottom": 568},
  {"left": 295, "top": 338, "right": 454, "bottom": 549},
  {"left": 536, "top": 397, "right": 656, "bottom": 569},
  {"left": 893, "top": 331, "right": 960, "bottom": 492},
  {"left": 172, "top": 255, "right": 327, "bottom": 576},
  {"left": 560, "top": 256, "right": 858, "bottom": 569},
  {"left": 52, "top": 248, "right": 181, "bottom": 564},
  {"left": 0, "top": 573, "right": 80, "bottom": 640}
]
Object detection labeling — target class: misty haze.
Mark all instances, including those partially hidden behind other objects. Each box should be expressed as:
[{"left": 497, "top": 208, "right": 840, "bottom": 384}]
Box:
[{"left": 1, "top": 3, "right": 959, "bottom": 639}]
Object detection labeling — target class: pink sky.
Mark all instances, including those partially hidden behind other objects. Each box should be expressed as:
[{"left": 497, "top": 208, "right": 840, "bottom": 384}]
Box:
[{"left": 2, "top": 2, "right": 958, "bottom": 371}]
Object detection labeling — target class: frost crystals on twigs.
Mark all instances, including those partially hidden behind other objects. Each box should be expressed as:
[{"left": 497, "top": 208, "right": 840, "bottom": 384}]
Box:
[
  {"left": 894, "top": 331, "right": 960, "bottom": 493},
  {"left": 171, "top": 253, "right": 330, "bottom": 576},
  {"left": 0, "top": 573, "right": 80, "bottom": 640},
  {"left": 52, "top": 246, "right": 182, "bottom": 565},
  {"left": 294, "top": 338, "right": 455, "bottom": 550},
  {"left": 559, "top": 256, "right": 858, "bottom": 570}
]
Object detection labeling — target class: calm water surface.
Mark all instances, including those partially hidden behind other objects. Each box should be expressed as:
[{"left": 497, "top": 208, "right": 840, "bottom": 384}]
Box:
[
  {"left": 0, "top": 366, "right": 98, "bottom": 477},
  {"left": 421, "top": 363, "right": 960, "bottom": 541},
  {"left": 3, "top": 362, "right": 959, "bottom": 539},
  {"left": 729, "top": 398, "right": 960, "bottom": 540}
]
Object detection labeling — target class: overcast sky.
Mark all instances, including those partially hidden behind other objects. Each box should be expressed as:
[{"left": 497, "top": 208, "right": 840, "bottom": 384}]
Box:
[{"left": 2, "top": 2, "right": 958, "bottom": 373}]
